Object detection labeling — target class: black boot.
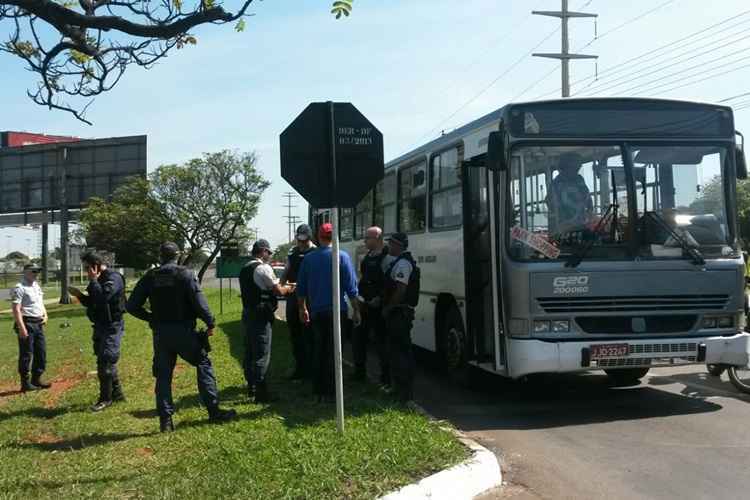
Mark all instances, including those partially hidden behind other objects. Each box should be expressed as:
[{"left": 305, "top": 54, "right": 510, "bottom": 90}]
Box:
[
  {"left": 91, "top": 400, "right": 112, "bottom": 412},
  {"left": 208, "top": 407, "right": 237, "bottom": 424},
  {"left": 247, "top": 384, "right": 256, "bottom": 400},
  {"left": 160, "top": 415, "right": 175, "bottom": 433},
  {"left": 20, "top": 374, "right": 39, "bottom": 392},
  {"left": 112, "top": 378, "right": 126, "bottom": 402},
  {"left": 31, "top": 374, "right": 51, "bottom": 390},
  {"left": 254, "top": 382, "right": 278, "bottom": 403}
]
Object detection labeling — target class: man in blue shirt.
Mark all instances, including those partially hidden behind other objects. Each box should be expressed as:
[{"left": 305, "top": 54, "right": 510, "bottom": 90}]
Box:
[{"left": 296, "top": 223, "right": 361, "bottom": 401}]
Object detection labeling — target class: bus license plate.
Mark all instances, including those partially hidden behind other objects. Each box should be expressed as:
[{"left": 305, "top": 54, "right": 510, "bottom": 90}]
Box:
[{"left": 591, "top": 343, "right": 629, "bottom": 359}]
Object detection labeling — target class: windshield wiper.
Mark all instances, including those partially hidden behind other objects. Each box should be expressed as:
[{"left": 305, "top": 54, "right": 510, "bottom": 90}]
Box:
[
  {"left": 565, "top": 202, "right": 617, "bottom": 268},
  {"left": 642, "top": 211, "right": 705, "bottom": 265}
]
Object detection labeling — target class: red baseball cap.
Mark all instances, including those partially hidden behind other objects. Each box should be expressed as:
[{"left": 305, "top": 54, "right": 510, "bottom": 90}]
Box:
[{"left": 319, "top": 223, "right": 333, "bottom": 239}]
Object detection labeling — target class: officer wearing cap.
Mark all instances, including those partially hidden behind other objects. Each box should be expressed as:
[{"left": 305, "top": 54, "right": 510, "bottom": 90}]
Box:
[
  {"left": 10, "top": 264, "right": 51, "bottom": 392},
  {"left": 68, "top": 251, "right": 127, "bottom": 412},
  {"left": 126, "top": 242, "right": 236, "bottom": 432},
  {"left": 280, "top": 224, "right": 316, "bottom": 380},
  {"left": 382, "top": 232, "right": 418, "bottom": 403},
  {"left": 239, "top": 238, "right": 295, "bottom": 402}
]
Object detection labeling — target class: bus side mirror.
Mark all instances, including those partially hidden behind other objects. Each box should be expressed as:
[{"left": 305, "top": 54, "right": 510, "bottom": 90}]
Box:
[
  {"left": 737, "top": 145, "right": 748, "bottom": 180},
  {"left": 487, "top": 131, "right": 506, "bottom": 172}
]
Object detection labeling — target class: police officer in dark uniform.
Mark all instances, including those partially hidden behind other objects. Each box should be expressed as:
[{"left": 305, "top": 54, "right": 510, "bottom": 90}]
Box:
[
  {"left": 353, "top": 226, "right": 390, "bottom": 385},
  {"left": 381, "top": 232, "right": 418, "bottom": 404},
  {"left": 69, "top": 251, "right": 127, "bottom": 412},
  {"left": 239, "top": 239, "right": 294, "bottom": 402},
  {"left": 126, "top": 242, "right": 236, "bottom": 432},
  {"left": 280, "top": 224, "right": 316, "bottom": 380}
]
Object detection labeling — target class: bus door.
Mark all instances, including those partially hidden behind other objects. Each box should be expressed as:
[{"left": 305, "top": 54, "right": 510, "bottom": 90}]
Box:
[{"left": 462, "top": 155, "right": 506, "bottom": 372}]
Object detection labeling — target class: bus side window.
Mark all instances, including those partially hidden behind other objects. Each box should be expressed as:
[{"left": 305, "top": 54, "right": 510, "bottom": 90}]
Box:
[
  {"left": 375, "top": 173, "right": 397, "bottom": 234},
  {"left": 398, "top": 161, "right": 427, "bottom": 233},
  {"left": 430, "top": 147, "right": 463, "bottom": 229},
  {"left": 340, "top": 208, "right": 354, "bottom": 241},
  {"left": 355, "top": 190, "right": 373, "bottom": 240}
]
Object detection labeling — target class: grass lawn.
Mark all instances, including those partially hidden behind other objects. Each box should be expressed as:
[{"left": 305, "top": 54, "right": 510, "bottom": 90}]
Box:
[{"left": 0, "top": 289, "right": 467, "bottom": 499}]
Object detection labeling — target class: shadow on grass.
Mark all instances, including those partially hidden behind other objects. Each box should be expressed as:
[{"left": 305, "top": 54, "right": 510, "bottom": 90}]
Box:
[
  {"left": 0, "top": 406, "right": 70, "bottom": 423},
  {"left": 11, "top": 474, "right": 141, "bottom": 491},
  {"left": 0, "top": 389, "right": 22, "bottom": 398},
  {"left": 12, "top": 431, "right": 154, "bottom": 452},
  {"left": 207, "top": 314, "right": 407, "bottom": 430}
]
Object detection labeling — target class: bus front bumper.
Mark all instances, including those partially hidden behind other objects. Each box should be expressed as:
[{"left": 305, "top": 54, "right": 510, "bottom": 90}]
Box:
[{"left": 508, "top": 333, "right": 750, "bottom": 378}]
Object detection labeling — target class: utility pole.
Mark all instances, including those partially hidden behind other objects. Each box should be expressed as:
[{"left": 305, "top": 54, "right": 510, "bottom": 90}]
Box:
[
  {"left": 282, "top": 192, "right": 298, "bottom": 243},
  {"left": 532, "top": 0, "right": 597, "bottom": 97}
]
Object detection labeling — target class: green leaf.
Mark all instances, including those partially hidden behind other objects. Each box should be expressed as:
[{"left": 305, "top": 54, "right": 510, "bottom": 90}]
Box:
[
  {"left": 173, "top": 0, "right": 182, "bottom": 9},
  {"left": 331, "top": 0, "right": 353, "bottom": 19},
  {"left": 235, "top": 18, "right": 246, "bottom": 32}
]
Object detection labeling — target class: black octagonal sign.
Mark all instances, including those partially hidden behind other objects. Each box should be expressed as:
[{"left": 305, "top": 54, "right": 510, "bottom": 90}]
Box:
[{"left": 280, "top": 102, "right": 384, "bottom": 208}]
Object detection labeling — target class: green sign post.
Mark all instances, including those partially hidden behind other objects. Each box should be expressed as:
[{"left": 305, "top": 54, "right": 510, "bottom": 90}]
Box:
[{"left": 216, "top": 256, "right": 252, "bottom": 314}]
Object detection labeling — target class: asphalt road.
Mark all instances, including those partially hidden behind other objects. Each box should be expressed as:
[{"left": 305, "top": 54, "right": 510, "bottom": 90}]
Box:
[{"left": 408, "top": 362, "right": 750, "bottom": 500}]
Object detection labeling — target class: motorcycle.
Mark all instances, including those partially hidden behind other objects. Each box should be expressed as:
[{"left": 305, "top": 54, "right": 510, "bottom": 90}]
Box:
[{"left": 706, "top": 364, "right": 750, "bottom": 394}]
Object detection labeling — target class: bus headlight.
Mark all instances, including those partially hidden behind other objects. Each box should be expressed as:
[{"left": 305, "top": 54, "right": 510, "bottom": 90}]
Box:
[
  {"left": 533, "top": 320, "right": 551, "bottom": 334},
  {"left": 717, "top": 316, "right": 734, "bottom": 328},
  {"left": 552, "top": 320, "right": 570, "bottom": 333},
  {"left": 702, "top": 316, "right": 734, "bottom": 329}
]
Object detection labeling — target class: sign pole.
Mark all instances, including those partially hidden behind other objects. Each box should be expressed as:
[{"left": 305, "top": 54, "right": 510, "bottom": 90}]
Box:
[
  {"left": 329, "top": 101, "right": 345, "bottom": 434},
  {"left": 220, "top": 278, "right": 224, "bottom": 315},
  {"left": 59, "top": 147, "right": 70, "bottom": 305}
]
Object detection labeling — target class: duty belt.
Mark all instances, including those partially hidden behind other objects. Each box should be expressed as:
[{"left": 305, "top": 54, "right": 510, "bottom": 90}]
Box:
[{"left": 22, "top": 316, "right": 44, "bottom": 323}]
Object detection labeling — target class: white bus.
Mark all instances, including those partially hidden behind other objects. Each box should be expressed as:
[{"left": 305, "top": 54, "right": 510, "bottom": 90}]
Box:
[{"left": 313, "top": 98, "right": 750, "bottom": 384}]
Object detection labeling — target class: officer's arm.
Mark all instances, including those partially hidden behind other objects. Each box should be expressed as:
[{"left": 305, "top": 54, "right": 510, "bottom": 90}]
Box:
[
  {"left": 125, "top": 274, "right": 153, "bottom": 322},
  {"left": 187, "top": 274, "right": 215, "bottom": 328}
]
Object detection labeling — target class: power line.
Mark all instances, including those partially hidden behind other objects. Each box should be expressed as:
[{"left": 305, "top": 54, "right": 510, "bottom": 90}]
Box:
[
  {"left": 591, "top": 43, "right": 750, "bottom": 97},
  {"left": 581, "top": 27, "right": 750, "bottom": 96},
  {"left": 642, "top": 61, "right": 750, "bottom": 98},
  {"left": 720, "top": 91, "right": 750, "bottom": 102},
  {"left": 535, "top": 9, "right": 750, "bottom": 99}
]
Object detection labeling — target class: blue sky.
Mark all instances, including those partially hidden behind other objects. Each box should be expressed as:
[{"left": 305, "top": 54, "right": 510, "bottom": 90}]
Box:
[{"left": 3, "top": 0, "right": 750, "bottom": 254}]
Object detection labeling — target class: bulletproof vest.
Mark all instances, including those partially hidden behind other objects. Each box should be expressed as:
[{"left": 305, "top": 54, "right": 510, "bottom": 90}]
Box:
[
  {"left": 148, "top": 265, "right": 192, "bottom": 322},
  {"left": 384, "top": 252, "right": 421, "bottom": 308},
  {"left": 359, "top": 248, "right": 387, "bottom": 301},
  {"left": 87, "top": 269, "right": 126, "bottom": 324},
  {"left": 241, "top": 261, "right": 278, "bottom": 310},
  {"left": 285, "top": 246, "right": 313, "bottom": 285}
]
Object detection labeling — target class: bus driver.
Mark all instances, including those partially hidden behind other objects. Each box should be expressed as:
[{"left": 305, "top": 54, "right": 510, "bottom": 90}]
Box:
[{"left": 546, "top": 153, "right": 593, "bottom": 237}]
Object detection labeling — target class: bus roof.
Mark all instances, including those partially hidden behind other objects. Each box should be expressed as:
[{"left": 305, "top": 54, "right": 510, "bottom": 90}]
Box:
[{"left": 386, "top": 97, "right": 733, "bottom": 169}]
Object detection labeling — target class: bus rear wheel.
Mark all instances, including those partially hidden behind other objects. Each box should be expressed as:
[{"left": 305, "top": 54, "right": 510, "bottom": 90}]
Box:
[
  {"left": 605, "top": 367, "right": 650, "bottom": 386},
  {"left": 438, "top": 306, "right": 467, "bottom": 376}
]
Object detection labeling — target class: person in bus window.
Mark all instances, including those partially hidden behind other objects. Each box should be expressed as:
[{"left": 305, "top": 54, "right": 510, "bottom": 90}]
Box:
[{"left": 546, "top": 153, "right": 593, "bottom": 236}]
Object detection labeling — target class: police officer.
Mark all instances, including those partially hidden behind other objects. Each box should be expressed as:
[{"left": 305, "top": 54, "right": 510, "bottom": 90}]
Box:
[
  {"left": 126, "top": 242, "right": 236, "bottom": 432},
  {"left": 239, "top": 239, "right": 294, "bottom": 402},
  {"left": 10, "top": 264, "right": 50, "bottom": 392},
  {"left": 353, "top": 226, "right": 390, "bottom": 385},
  {"left": 69, "top": 251, "right": 127, "bottom": 412},
  {"left": 381, "top": 233, "right": 418, "bottom": 404},
  {"left": 280, "top": 224, "right": 316, "bottom": 380}
]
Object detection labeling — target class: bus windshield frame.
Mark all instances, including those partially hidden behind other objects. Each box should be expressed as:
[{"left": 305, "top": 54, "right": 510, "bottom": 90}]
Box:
[{"left": 505, "top": 138, "right": 739, "bottom": 263}]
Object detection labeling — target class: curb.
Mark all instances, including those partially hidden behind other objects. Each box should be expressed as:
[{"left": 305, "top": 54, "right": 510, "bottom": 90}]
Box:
[
  {"left": 379, "top": 401, "right": 502, "bottom": 500},
  {"left": 338, "top": 358, "right": 503, "bottom": 500}
]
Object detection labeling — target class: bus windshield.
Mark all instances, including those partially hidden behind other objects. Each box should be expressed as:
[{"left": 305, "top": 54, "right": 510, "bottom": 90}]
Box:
[
  {"left": 632, "top": 145, "right": 733, "bottom": 258},
  {"left": 508, "top": 144, "right": 735, "bottom": 261}
]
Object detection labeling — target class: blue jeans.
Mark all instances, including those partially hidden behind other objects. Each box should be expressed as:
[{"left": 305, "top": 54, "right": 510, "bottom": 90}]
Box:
[
  {"left": 153, "top": 323, "right": 220, "bottom": 417},
  {"left": 17, "top": 320, "right": 46, "bottom": 376},
  {"left": 243, "top": 310, "right": 273, "bottom": 386}
]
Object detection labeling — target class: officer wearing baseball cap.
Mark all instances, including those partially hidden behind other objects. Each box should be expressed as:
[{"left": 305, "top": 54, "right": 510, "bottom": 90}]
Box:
[
  {"left": 11, "top": 263, "right": 51, "bottom": 392},
  {"left": 239, "top": 238, "right": 295, "bottom": 402},
  {"left": 127, "top": 241, "right": 236, "bottom": 432},
  {"left": 381, "top": 232, "right": 420, "bottom": 403},
  {"left": 280, "top": 224, "right": 317, "bottom": 380}
]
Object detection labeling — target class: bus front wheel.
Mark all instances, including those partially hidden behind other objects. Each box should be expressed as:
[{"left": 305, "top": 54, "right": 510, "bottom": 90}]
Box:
[{"left": 605, "top": 367, "right": 650, "bottom": 386}]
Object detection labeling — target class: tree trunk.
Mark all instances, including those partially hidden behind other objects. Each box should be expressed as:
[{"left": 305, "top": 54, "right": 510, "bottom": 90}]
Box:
[{"left": 197, "top": 246, "right": 222, "bottom": 284}]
